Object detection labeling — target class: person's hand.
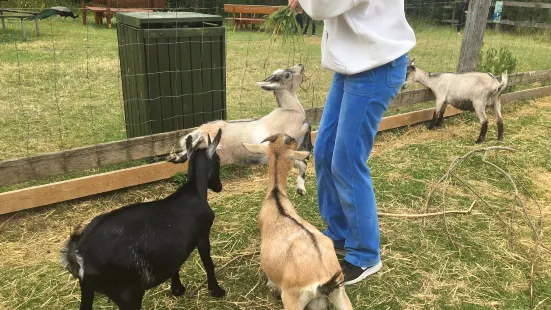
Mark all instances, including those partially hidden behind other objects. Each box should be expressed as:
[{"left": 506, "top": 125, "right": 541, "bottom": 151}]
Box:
[{"left": 289, "top": 0, "right": 299, "bottom": 10}]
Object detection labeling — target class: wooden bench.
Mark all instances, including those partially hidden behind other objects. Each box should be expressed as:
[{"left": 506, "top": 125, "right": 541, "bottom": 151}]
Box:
[
  {"left": 223, "top": 4, "right": 281, "bottom": 31},
  {"left": 81, "top": 0, "right": 165, "bottom": 29}
]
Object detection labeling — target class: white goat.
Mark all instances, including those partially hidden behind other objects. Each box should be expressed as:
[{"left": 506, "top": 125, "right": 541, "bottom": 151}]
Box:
[
  {"left": 243, "top": 133, "right": 353, "bottom": 310},
  {"left": 168, "top": 64, "right": 312, "bottom": 195},
  {"left": 404, "top": 59, "right": 508, "bottom": 143}
]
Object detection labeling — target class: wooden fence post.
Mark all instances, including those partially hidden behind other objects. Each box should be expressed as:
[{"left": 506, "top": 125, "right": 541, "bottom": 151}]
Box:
[{"left": 457, "top": 0, "right": 493, "bottom": 73}]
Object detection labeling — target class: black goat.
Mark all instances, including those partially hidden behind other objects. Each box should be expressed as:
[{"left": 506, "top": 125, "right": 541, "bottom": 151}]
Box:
[{"left": 61, "top": 129, "right": 225, "bottom": 310}]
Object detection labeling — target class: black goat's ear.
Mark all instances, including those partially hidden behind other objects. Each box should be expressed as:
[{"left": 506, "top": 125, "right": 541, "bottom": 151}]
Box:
[
  {"left": 185, "top": 135, "right": 194, "bottom": 158},
  {"left": 206, "top": 129, "right": 222, "bottom": 159},
  {"left": 261, "top": 134, "right": 279, "bottom": 144},
  {"left": 213, "top": 128, "right": 222, "bottom": 145}
]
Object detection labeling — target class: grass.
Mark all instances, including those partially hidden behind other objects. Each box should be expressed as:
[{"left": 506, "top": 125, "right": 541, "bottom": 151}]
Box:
[
  {"left": 1, "top": 15, "right": 551, "bottom": 160},
  {"left": 0, "top": 95, "right": 550, "bottom": 309}
]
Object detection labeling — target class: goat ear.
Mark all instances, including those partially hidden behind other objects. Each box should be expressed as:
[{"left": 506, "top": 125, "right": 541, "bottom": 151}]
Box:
[
  {"left": 289, "top": 151, "right": 310, "bottom": 161},
  {"left": 185, "top": 135, "right": 193, "bottom": 154},
  {"left": 206, "top": 129, "right": 222, "bottom": 159},
  {"left": 207, "top": 134, "right": 212, "bottom": 146},
  {"left": 409, "top": 58, "right": 416, "bottom": 66},
  {"left": 256, "top": 81, "right": 280, "bottom": 91},
  {"left": 242, "top": 142, "right": 268, "bottom": 154},
  {"left": 261, "top": 134, "right": 279, "bottom": 144}
]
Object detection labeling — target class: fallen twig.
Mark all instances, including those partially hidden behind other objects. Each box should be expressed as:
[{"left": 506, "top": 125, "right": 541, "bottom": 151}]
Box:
[
  {"left": 378, "top": 200, "right": 475, "bottom": 218},
  {"left": 190, "top": 250, "right": 260, "bottom": 297}
]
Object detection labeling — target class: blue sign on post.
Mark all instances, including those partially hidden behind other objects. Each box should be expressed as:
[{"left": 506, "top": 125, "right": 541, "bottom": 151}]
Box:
[{"left": 493, "top": 1, "right": 503, "bottom": 23}]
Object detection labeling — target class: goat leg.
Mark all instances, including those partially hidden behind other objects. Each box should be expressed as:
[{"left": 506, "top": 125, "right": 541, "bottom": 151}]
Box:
[
  {"left": 474, "top": 103, "right": 488, "bottom": 144},
  {"left": 79, "top": 280, "right": 95, "bottom": 310},
  {"left": 428, "top": 110, "right": 439, "bottom": 130},
  {"left": 298, "top": 122, "right": 313, "bottom": 159},
  {"left": 494, "top": 98, "right": 504, "bottom": 141},
  {"left": 497, "top": 118, "right": 504, "bottom": 141},
  {"left": 294, "top": 160, "right": 307, "bottom": 196},
  {"left": 170, "top": 272, "right": 186, "bottom": 296},
  {"left": 197, "top": 232, "right": 226, "bottom": 298},
  {"left": 435, "top": 103, "right": 448, "bottom": 127},
  {"left": 475, "top": 120, "right": 489, "bottom": 144}
]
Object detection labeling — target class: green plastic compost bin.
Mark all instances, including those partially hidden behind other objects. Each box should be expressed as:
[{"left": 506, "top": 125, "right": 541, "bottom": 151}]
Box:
[{"left": 117, "top": 12, "right": 226, "bottom": 138}]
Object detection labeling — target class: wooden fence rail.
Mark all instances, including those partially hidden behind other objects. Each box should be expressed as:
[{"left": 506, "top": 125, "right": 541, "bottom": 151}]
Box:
[
  {"left": 1, "top": 85, "right": 550, "bottom": 215},
  {"left": 1, "top": 69, "right": 549, "bottom": 188}
]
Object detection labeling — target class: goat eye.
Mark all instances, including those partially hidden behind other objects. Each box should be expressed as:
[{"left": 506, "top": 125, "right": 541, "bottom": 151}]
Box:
[{"left": 286, "top": 72, "right": 292, "bottom": 79}]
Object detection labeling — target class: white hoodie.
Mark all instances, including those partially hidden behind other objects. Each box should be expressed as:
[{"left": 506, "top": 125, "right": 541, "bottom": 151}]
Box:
[{"left": 297, "top": 0, "right": 416, "bottom": 75}]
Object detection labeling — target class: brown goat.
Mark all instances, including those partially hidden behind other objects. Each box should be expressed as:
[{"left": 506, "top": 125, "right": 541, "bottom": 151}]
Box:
[{"left": 243, "top": 133, "right": 353, "bottom": 310}]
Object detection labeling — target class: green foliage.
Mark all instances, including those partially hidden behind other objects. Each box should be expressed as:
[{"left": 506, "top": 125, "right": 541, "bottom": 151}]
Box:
[
  {"left": 478, "top": 47, "right": 518, "bottom": 75},
  {"left": 260, "top": 5, "right": 300, "bottom": 41}
]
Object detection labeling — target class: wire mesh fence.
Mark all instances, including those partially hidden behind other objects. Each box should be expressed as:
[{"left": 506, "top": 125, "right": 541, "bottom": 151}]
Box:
[{"left": 1, "top": 0, "right": 550, "bottom": 162}]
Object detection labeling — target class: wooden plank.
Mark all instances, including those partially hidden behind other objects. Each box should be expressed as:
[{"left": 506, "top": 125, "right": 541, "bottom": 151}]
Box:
[
  {"left": 501, "top": 85, "right": 551, "bottom": 103},
  {"left": 496, "top": 19, "right": 551, "bottom": 29},
  {"left": 0, "top": 72, "right": 549, "bottom": 188},
  {"left": 0, "top": 161, "right": 187, "bottom": 215},
  {"left": 0, "top": 128, "right": 194, "bottom": 187},
  {"left": 378, "top": 107, "right": 463, "bottom": 131},
  {"left": 1, "top": 85, "right": 549, "bottom": 215},
  {"left": 502, "top": 1, "right": 551, "bottom": 9}
]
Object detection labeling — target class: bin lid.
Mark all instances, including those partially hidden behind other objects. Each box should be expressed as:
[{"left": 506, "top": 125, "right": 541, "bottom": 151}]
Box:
[{"left": 117, "top": 12, "right": 223, "bottom": 28}]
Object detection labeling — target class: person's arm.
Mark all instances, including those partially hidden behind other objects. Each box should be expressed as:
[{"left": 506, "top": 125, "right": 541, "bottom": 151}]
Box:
[{"left": 289, "top": 0, "right": 366, "bottom": 20}]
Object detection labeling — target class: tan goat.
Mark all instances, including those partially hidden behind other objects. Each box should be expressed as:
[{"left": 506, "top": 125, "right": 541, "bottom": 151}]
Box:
[{"left": 243, "top": 133, "right": 353, "bottom": 310}]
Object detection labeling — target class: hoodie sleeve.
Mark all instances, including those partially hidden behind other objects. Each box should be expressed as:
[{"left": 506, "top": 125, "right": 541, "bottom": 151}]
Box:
[{"left": 298, "top": 0, "right": 367, "bottom": 20}]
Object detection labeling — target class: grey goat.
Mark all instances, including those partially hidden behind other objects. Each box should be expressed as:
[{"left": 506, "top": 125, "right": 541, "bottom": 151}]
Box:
[
  {"left": 168, "top": 64, "right": 312, "bottom": 195},
  {"left": 405, "top": 59, "right": 508, "bottom": 143}
]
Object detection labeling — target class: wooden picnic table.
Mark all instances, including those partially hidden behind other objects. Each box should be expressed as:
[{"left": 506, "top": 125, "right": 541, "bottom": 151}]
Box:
[
  {"left": 0, "top": 9, "right": 40, "bottom": 40},
  {"left": 223, "top": 4, "right": 281, "bottom": 31}
]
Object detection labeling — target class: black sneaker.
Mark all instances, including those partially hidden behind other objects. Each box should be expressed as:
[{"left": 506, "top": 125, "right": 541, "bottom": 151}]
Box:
[{"left": 340, "top": 260, "right": 383, "bottom": 285}]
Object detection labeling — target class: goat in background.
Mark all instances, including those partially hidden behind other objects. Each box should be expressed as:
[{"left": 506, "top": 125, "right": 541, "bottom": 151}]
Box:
[
  {"left": 404, "top": 59, "right": 508, "bottom": 143},
  {"left": 243, "top": 133, "right": 353, "bottom": 310},
  {"left": 61, "top": 129, "right": 225, "bottom": 310},
  {"left": 168, "top": 64, "right": 312, "bottom": 196}
]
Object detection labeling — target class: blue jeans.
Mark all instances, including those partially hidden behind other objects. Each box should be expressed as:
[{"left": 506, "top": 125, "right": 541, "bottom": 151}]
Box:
[{"left": 314, "top": 54, "right": 409, "bottom": 268}]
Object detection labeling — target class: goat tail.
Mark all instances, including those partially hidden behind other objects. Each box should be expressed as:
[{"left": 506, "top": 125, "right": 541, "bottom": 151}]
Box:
[
  {"left": 317, "top": 271, "right": 344, "bottom": 296},
  {"left": 60, "top": 225, "right": 84, "bottom": 279},
  {"left": 498, "top": 71, "right": 508, "bottom": 93}
]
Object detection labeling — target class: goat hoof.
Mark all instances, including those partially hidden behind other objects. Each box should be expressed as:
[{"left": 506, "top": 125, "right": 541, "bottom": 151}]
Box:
[
  {"left": 209, "top": 286, "right": 226, "bottom": 298},
  {"left": 171, "top": 285, "right": 186, "bottom": 297},
  {"left": 475, "top": 139, "right": 484, "bottom": 144},
  {"left": 296, "top": 187, "right": 306, "bottom": 196},
  {"left": 428, "top": 125, "right": 436, "bottom": 130}
]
